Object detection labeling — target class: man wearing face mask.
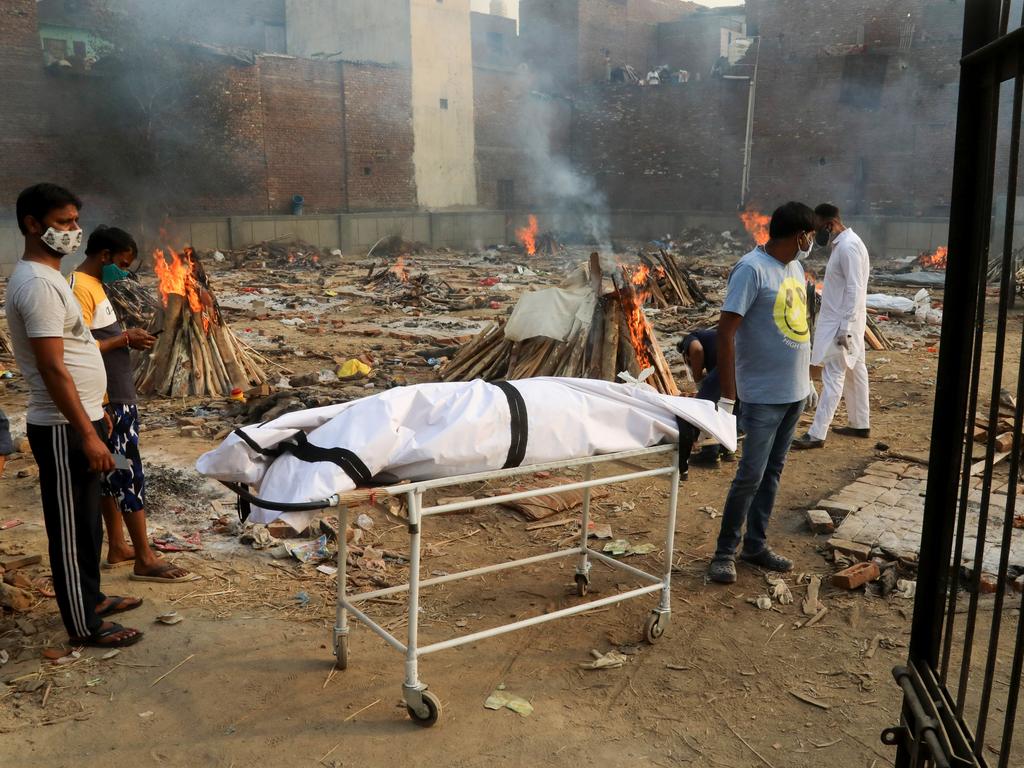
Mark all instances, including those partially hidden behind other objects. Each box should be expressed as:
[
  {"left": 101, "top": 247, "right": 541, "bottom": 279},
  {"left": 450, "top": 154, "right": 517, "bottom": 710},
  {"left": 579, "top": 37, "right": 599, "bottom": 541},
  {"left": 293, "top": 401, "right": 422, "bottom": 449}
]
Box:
[
  {"left": 708, "top": 202, "right": 816, "bottom": 584},
  {"left": 6, "top": 184, "right": 144, "bottom": 648},
  {"left": 792, "top": 203, "right": 871, "bottom": 450}
]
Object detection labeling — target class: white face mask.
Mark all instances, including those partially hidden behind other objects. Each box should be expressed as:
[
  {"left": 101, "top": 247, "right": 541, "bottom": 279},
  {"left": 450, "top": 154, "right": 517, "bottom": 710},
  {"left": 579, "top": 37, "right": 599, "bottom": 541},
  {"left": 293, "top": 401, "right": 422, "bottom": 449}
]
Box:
[
  {"left": 41, "top": 226, "right": 83, "bottom": 256},
  {"left": 796, "top": 235, "right": 812, "bottom": 261}
]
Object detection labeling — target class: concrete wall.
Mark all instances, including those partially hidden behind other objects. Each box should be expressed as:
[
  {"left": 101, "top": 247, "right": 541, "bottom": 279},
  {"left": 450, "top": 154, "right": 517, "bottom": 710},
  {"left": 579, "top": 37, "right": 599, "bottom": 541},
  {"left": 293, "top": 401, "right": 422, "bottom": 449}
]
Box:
[
  {"left": 409, "top": 0, "right": 478, "bottom": 207},
  {"left": 0, "top": 210, "right": 967, "bottom": 278},
  {"left": 284, "top": 0, "right": 411, "bottom": 64}
]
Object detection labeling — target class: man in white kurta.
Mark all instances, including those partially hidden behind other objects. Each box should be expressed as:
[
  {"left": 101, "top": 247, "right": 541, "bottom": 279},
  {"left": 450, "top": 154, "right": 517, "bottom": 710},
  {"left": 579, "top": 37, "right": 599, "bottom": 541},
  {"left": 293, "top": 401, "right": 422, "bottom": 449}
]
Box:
[{"left": 793, "top": 205, "right": 871, "bottom": 449}]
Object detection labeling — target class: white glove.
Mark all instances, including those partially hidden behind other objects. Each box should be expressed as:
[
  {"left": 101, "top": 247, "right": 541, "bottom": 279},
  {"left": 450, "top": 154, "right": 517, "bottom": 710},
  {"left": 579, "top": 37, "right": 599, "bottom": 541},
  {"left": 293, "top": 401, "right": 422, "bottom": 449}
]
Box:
[
  {"left": 806, "top": 384, "right": 819, "bottom": 411},
  {"left": 836, "top": 327, "right": 852, "bottom": 350},
  {"left": 717, "top": 397, "right": 735, "bottom": 415}
]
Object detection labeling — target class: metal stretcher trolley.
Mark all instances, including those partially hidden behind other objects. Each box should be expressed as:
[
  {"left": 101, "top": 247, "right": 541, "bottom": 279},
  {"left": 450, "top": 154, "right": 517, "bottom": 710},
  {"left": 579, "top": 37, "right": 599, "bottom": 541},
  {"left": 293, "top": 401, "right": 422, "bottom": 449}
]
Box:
[{"left": 223, "top": 442, "right": 686, "bottom": 727}]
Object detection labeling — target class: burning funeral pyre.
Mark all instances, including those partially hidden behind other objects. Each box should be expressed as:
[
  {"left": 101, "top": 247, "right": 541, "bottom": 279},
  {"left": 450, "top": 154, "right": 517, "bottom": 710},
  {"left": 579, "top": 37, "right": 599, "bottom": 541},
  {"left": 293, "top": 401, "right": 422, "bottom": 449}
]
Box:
[
  {"left": 441, "top": 253, "right": 680, "bottom": 395},
  {"left": 134, "top": 247, "right": 268, "bottom": 397},
  {"left": 517, "top": 215, "right": 565, "bottom": 257}
]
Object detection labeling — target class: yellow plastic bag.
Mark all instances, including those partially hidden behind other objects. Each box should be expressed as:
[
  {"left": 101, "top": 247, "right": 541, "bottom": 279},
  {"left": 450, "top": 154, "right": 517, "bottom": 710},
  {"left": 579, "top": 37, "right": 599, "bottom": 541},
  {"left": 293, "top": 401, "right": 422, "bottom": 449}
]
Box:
[{"left": 337, "top": 359, "right": 371, "bottom": 380}]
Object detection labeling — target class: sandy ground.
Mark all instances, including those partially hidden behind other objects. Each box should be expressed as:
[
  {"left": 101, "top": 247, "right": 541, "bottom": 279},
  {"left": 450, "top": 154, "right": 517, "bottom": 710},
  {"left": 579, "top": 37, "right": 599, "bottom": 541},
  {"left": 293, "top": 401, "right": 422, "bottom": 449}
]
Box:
[{"left": 2, "top": 243, "right": 1014, "bottom": 767}]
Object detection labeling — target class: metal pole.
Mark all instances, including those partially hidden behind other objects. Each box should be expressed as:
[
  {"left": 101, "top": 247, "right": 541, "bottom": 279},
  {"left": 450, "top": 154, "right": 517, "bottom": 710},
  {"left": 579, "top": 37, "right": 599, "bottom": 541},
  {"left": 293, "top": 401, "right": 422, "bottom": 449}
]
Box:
[
  {"left": 739, "top": 36, "right": 761, "bottom": 208},
  {"left": 404, "top": 490, "right": 424, "bottom": 692}
]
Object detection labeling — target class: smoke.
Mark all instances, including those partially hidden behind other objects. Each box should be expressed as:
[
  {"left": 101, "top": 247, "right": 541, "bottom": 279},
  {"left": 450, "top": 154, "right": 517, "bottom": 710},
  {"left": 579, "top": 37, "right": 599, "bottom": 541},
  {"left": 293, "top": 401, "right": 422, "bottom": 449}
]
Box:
[{"left": 517, "top": 90, "right": 612, "bottom": 249}]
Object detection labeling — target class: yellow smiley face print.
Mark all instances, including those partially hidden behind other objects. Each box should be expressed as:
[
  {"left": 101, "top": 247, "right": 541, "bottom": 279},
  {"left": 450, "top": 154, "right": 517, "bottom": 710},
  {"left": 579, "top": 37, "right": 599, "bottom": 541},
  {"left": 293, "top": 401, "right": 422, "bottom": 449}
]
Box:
[{"left": 773, "top": 276, "right": 809, "bottom": 343}]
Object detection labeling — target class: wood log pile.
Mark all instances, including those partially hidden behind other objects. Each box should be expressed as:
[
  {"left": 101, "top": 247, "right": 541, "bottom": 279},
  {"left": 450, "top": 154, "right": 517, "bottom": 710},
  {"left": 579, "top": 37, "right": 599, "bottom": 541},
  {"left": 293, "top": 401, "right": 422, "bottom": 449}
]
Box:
[
  {"left": 972, "top": 391, "right": 1020, "bottom": 473},
  {"left": 363, "top": 259, "right": 483, "bottom": 310},
  {"left": 809, "top": 284, "right": 890, "bottom": 351},
  {"left": 105, "top": 276, "right": 161, "bottom": 330},
  {"left": 636, "top": 249, "right": 707, "bottom": 308},
  {"left": 441, "top": 254, "right": 680, "bottom": 395},
  {"left": 0, "top": 325, "right": 11, "bottom": 356},
  {"left": 134, "top": 248, "right": 268, "bottom": 397}
]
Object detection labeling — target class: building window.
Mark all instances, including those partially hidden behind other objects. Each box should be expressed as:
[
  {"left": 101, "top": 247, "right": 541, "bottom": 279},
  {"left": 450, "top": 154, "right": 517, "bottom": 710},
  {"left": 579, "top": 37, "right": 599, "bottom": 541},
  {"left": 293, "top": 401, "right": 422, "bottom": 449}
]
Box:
[
  {"left": 43, "top": 37, "right": 69, "bottom": 60},
  {"left": 839, "top": 54, "right": 888, "bottom": 110},
  {"left": 497, "top": 179, "right": 514, "bottom": 210},
  {"left": 439, "top": 98, "right": 449, "bottom": 110}
]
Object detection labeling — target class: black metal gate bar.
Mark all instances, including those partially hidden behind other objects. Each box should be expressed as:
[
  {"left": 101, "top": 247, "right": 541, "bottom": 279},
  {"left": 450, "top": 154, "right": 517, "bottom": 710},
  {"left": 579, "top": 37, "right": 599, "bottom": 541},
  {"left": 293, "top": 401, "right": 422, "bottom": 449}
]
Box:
[
  {"left": 954, "top": 51, "right": 1019, "bottom": 720},
  {"left": 909, "top": 0, "right": 1002, "bottom": 671},
  {"left": 896, "top": 1, "right": 1011, "bottom": 765},
  {"left": 973, "top": 49, "right": 1024, "bottom": 753}
]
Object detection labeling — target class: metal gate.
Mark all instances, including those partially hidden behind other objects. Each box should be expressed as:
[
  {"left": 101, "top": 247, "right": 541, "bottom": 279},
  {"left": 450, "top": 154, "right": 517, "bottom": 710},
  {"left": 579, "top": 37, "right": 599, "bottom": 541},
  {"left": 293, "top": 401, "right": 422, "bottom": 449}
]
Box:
[{"left": 886, "top": 2, "right": 1024, "bottom": 766}]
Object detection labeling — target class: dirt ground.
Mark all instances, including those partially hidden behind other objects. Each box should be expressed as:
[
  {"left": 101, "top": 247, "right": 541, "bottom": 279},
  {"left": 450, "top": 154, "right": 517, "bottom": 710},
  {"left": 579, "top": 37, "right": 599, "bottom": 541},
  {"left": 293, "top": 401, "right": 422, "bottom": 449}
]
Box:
[{"left": 0, "top": 241, "right": 988, "bottom": 767}]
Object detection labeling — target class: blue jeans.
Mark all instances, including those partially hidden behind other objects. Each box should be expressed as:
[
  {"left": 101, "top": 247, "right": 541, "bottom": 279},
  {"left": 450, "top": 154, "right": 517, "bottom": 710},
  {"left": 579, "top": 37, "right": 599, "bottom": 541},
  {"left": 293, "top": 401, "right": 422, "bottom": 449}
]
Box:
[{"left": 714, "top": 399, "right": 804, "bottom": 559}]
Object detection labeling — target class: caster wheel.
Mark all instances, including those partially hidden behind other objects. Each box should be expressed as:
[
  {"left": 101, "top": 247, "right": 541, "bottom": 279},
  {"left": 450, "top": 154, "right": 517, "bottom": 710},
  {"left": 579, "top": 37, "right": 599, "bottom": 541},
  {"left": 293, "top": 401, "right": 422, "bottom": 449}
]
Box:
[
  {"left": 334, "top": 637, "right": 348, "bottom": 670},
  {"left": 407, "top": 690, "right": 442, "bottom": 727},
  {"left": 574, "top": 573, "right": 590, "bottom": 597},
  {"left": 643, "top": 612, "right": 669, "bottom": 644}
]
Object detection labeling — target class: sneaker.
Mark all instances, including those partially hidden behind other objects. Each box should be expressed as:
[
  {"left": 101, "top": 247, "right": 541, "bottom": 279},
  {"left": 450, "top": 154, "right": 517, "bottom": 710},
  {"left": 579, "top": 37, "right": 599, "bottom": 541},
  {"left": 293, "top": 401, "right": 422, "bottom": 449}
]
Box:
[
  {"left": 832, "top": 426, "right": 871, "bottom": 438},
  {"left": 708, "top": 557, "right": 737, "bottom": 584},
  {"left": 739, "top": 548, "right": 794, "bottom": 573},
  {"left": 791, "top": 432, "right": 825, "bottom": 450}
]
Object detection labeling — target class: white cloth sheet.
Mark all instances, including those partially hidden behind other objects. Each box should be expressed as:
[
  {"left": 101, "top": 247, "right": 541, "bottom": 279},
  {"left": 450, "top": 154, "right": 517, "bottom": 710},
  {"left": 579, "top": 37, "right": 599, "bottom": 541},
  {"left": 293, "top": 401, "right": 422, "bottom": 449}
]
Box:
[{"left": 197, "top": 377, "right": 737, "bottom": 528}]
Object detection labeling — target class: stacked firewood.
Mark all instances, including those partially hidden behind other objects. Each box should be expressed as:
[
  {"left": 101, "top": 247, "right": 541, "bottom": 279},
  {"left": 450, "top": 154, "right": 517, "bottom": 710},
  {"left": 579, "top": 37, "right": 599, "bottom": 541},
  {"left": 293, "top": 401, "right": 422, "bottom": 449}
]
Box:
[
  {"left": 106, "top": 276, "right": 161, "bottom": 330},
  {"left": 135, "top": 248, "right": 268, "bottom": 397},
  {"left": 636, "top": 249, "right": 707, "bottom": 308},
  {"left": 363, "top": 259, "right": 481, "bottom": 310},
  {"left": 441, "top": 254, "right": 680, "bottom": 396},
  {"left": 534, "top": 232, "right": 564, "bottom": 257}
]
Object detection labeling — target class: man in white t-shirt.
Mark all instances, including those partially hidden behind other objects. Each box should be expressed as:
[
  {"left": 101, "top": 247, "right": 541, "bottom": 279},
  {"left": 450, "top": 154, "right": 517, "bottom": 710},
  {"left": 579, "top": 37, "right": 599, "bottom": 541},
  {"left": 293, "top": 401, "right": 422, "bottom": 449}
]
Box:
[{"left": 6, "top": 184, "right": 143, "bottom": 649}]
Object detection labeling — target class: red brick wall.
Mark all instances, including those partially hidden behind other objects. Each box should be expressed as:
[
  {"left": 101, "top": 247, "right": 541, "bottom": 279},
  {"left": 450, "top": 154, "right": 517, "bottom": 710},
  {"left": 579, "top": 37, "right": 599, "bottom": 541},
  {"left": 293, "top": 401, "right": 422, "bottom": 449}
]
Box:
[
  {"left": 259, "top": 56, "right": 345, "bottom": 213},
  {"left": 340, "top": 62, "right": 417, "bottom": 211},
  {"left": 572, "top": 80, "right": 747, "bottom": 211},
  {"left": 743, "top": 0, "right": 962, "bottom": 216},
  {"left": 474, "top": 67, "right": 572, "bottom": 209},
  {"left": 0, "top": 0, "right": 60, "bottom": 212}
]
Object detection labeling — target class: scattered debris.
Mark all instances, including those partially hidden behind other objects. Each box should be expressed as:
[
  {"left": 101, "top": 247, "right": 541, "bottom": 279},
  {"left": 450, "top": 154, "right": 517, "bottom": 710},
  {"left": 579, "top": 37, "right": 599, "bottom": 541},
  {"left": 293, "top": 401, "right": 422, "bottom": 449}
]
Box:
[
  {"left": 579, "top": 649, "right": 628, "bottom": 670},
  {"left": 766, "top": 576, "right": 793, "bottom": 605},
  {"left": 156, "top": 611, "right": 183, "bottom": 625},
  {"left": 484, "top": 686, "right": 534, "bottom": 717},
  {"left": 602, "top": 540, "right": 656, "bottom": 557}
]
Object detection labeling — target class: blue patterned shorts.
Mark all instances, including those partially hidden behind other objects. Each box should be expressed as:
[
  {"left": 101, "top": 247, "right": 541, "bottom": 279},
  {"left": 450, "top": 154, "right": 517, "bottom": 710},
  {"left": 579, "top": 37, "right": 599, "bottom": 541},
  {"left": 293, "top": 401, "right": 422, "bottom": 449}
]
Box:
[{"left": 102, "top": 403, "right": 146, "bottom": 514}]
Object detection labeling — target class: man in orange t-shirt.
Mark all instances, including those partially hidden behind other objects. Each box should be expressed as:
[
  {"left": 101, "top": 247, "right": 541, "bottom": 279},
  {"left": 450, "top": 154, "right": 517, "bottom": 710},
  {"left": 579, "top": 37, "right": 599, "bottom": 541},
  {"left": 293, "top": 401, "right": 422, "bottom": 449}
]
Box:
[{"left": 71, "top": 226, "right": 191, "bottom": 583}]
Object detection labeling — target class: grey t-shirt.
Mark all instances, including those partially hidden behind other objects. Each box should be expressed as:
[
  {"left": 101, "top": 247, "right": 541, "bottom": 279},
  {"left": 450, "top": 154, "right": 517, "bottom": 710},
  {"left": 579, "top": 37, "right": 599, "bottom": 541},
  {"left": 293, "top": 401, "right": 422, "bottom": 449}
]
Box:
[
  {"left": 722, "top": 247, "right": 811, "bottom": 404},
  {"left": 6, "top": 259, "right": 107, "bottom": 425}
]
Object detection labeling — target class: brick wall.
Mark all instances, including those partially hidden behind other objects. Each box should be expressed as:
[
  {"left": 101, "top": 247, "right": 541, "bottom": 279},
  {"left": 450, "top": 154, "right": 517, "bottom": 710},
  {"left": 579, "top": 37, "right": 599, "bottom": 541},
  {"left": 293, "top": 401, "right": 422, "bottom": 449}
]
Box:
[
  {"left": 572, "top": 79, "right": 747, "bottom": 211},
  {"left": 259, "top": 56, "right": 345, "bottom": 213},
  {"left": 0, "top": 0, "right": 60, "bottom": 214},
  {"left": 743, "top": 0, "right": 962, "bottom": 215},
  {"left": 473, "top": 67, "right": 572, "bottom": 210},
  {"left": 341, "top": 62, "right": 417, "bottom": 211}
]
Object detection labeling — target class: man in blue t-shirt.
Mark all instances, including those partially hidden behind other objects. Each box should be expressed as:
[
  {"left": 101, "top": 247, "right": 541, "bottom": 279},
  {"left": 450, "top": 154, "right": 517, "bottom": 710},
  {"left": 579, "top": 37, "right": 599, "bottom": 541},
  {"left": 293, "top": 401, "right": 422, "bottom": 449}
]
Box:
[{"left": 708, "top": 202, "right": 818, "bottom": 585}]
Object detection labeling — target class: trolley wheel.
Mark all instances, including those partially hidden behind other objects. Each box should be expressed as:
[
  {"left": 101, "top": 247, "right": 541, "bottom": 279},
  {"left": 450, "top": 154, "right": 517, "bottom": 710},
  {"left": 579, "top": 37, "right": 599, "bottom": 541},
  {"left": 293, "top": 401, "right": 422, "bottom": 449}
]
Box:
[
  {"left": 407, "top": 690, "right": 442, "bottom": 728},
  {"left": 334, "top": 636, "right": 348, "bottom": 670},
  {"left": 574, "top": 573, "right": 590, "bottom": 597},
  {"left": 643, "top": 611, "right": 669, "bottom": 644}
]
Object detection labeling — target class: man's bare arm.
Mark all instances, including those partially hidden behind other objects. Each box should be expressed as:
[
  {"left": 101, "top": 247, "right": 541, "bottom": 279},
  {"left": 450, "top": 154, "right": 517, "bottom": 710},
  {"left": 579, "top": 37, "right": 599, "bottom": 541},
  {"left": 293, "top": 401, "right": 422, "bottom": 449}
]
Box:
[
  {"left": 717, "top": 312, "right": 743, "bottom": 401},
  {"left": 689, "top": 343, "right": 705, "bottom": 384},
  {"left": 29, "top": 337, "right": 114, "bottom": 472}
]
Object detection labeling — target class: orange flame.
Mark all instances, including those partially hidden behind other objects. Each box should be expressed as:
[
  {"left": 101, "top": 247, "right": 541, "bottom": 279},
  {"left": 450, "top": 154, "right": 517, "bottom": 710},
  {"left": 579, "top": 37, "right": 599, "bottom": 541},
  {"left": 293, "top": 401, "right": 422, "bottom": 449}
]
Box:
[
  {"left": 919, "top": 246, "right": 947, "bottom": 269},
  {"left": 739, "top": 209, "right": 770, "bottom": 245},
  {"left": 517, "top": 215, "right": 539, "bottom": 256},
  {"left": 153, "top": 246, "right": 208, "bottom": 330},
  {"left": 390, "top": 255, "right": 410, "bottom": 282},
  {"left": 621, "top": 265, "right": 653, "bottom": 370}
]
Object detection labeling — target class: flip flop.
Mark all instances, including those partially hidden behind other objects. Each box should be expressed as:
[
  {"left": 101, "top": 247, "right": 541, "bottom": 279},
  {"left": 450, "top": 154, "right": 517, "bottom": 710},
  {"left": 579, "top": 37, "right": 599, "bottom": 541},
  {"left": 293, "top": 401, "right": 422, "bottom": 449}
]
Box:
[
  {"left": 129, "top": 563, "right": 197, "bottom": 583},
  {"left": 101, "top": 559, "right": 134, "bottom": 570},
  {"left": 71, "top": 622, "right": 144, "bottom": 648},
  {"left": 96, "top": 595, "right": 144, "bottom": 617}
]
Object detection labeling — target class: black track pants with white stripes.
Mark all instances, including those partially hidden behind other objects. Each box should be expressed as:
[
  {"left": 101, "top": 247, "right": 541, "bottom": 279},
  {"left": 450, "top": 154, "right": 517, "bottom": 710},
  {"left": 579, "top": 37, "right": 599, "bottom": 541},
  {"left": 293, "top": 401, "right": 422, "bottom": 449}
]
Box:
[{"left": 27, "top": 421, "right": 106, "bottom": 639}]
